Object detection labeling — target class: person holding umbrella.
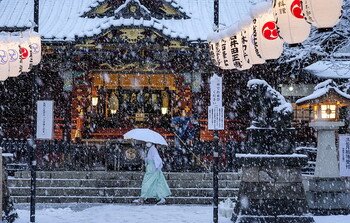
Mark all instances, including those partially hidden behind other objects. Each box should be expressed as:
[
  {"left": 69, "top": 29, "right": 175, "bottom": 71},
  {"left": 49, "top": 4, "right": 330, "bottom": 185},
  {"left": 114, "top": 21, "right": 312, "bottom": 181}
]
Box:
[{"left": 133, "top": 142, "right": 171, "bottom": 204}]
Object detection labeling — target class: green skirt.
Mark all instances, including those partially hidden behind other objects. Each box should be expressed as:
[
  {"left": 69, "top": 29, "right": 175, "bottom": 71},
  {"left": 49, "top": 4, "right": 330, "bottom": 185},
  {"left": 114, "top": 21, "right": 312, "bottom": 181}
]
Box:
[{"left": 140, "top": 160, "right": 171, "bottom": 200}]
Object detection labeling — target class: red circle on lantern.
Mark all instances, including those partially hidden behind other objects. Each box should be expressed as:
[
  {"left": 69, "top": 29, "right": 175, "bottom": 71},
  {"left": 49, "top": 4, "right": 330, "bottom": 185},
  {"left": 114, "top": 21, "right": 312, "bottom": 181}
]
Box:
[
  {"left": 291, "top": 0, "right": 304, "bottom": 19},
  {"left": 262, "top": 21, "right": 278, "bottom": 40},
  {"left": 20, "top": 47, "right": 29, "bottom": 59}
]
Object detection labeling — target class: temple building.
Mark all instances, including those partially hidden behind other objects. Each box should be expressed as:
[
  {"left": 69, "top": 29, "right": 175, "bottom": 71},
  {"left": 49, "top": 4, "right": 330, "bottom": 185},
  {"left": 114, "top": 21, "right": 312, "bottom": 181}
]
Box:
[{"left": 1, "top": 0, "right": 347, "bottom": 171}]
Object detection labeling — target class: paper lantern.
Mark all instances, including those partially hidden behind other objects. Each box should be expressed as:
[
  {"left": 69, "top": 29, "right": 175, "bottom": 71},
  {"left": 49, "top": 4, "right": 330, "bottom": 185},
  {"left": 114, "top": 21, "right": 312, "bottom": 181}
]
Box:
[
  {"left": 6, "top": 35, "right": 21, "bottom": 77},
  {"left": 18, "top": 33, "right": 32, "bottom": 73},
  {"left": 302, "top": 0, "right": 343, "bottom": 29},
  {"left": 241, "top": 24, "right": 265, "bottom": 65},
  {"left": 225, "top": 32, "right": 252, "bottom": 70},
  {"left": 0, "top": 36, "right": 9, "bottom": 81},
  {"left": 29, "top": 31, "right": 41, "bottom": 65},
  {"left": 273, "top": 0, "right": 311, "bottom": 44},
  {"left": 252, "top": 11, "right": 284, "bottom": 60}
]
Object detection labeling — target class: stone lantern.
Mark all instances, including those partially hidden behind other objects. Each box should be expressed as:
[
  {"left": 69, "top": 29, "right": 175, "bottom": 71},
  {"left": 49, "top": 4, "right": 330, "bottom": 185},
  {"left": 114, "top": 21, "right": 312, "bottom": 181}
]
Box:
[
  {"left": 296, "top": 80, "right": 350, "bottom": 214},
  {"left": 296, "top": 80, "right": 350, "bottom": 177}
]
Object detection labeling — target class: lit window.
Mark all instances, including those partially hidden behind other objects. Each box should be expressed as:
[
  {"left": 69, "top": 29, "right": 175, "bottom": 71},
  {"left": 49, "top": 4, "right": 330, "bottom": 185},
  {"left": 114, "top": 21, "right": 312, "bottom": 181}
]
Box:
[{"left": 321, "top": 104, "right": 336, "bottom": 119}]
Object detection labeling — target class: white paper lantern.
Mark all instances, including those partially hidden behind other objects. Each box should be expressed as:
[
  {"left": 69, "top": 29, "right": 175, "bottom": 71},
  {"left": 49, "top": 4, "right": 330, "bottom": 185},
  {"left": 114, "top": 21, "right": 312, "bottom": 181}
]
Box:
[
  {"left": 302, "top": 0, "right": 343, "bottom": 29},
  {"left": 0, "top": 36, "right": 9, "bottom": 81},
  {"left": 252, "top": 11, "right": 284, "bottom": 60},
  {"left": 29, "top": 31, "right": 41, "bottom": 65},
  {"left": 241, "top": 24, "right": 265, "bottom": 65},
  {"left": 6, "top": 35, "right": 21, "bottom": 77},
  {"left": 273, "top": 0, "right": 311, "bottom": 44},
  {"left": 18, "top": 33, "right": 32, "bottom": 73},
  {"left": 225, "top": 32, "right": 252, "bottom": 71}
]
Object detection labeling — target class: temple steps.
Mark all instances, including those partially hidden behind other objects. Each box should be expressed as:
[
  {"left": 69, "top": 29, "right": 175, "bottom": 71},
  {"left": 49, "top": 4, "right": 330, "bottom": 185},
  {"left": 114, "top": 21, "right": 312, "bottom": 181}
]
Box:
[{"left": 9, "top": 171, "right": 240, "bottom": 204}]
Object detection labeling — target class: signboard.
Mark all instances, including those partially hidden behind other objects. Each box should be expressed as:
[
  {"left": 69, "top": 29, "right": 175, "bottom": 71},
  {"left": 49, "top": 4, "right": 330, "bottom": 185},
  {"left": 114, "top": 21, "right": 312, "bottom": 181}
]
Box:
[
  {"left": 210, "top": 74, "right": 222, "bottom": 107},
  {"left": 208, "top": 106, "right": 224, "bottom": 130},
  {"left": 339, "top": 134, "right": 350, "bottom": 177},
  {"left": 208, "top": 74, "right": 224, "bottom": 130},
  {"left": 36, "top": 100, "right": 54, "bottom": 140}
]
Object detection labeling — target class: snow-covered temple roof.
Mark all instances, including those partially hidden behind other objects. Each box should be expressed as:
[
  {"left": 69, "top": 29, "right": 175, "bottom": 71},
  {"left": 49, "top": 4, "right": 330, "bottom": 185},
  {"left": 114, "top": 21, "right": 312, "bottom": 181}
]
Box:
[
  {"left": 304, "top": 60, "right": 350, "bottom": 79},
  {"left": 0, "top": 0, "right": 260, "bottom": 42},
  {"left": 334, "top": 41, "right": 350, "bottom": 58},
  {"left": 296, "top": 80, "right": 350, "bottom": 105},
  {"left": 304, "top": 35, "right": 350, "bottom": 79}
]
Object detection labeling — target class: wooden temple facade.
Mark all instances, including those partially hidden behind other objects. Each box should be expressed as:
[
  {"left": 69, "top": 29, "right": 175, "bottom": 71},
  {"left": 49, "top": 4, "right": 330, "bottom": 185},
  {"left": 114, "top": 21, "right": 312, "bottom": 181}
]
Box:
[{"left": 0, "top": 0, "right": 250, "bottom": 171}]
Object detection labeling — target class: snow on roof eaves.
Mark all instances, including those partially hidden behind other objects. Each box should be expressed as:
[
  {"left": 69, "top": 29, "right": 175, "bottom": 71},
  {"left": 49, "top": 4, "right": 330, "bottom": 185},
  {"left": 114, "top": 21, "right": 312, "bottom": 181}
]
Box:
[
  {"left": 77, "top": 17, "right": 186, "bottom": 40},
  {"left": 165, "top": 0, "right": 192, "bottom": 16},
  {"left": 0, "top": 0, "right": 258, "bottom": 42},
  {"left": 304, "top": 60, "right": 350, "bottom": 79},
  {"left": 296, "top": 86, "right": 350, "bottom": 104},
  {"left": 79, "top": 0, "right": 104, "bottom": 16}
]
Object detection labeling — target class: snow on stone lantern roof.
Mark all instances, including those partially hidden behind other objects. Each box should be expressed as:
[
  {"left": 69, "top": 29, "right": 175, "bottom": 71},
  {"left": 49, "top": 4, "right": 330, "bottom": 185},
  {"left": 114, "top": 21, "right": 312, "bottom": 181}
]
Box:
[
  {"left": 0, "top": 0, "right": 265, "bottom": 43},
  {"left": 296, "top": 79, "right": 350, "bottom": 107}
]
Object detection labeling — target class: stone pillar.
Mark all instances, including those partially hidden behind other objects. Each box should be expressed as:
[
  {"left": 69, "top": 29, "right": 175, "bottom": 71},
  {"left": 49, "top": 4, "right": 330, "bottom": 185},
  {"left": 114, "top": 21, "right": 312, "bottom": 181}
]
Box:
[
  {"left": 231, "top": 154, "right": 314, "bottom": 223},
  {"left": 309, "top": 121, "right": 344, "bottom": 177}
]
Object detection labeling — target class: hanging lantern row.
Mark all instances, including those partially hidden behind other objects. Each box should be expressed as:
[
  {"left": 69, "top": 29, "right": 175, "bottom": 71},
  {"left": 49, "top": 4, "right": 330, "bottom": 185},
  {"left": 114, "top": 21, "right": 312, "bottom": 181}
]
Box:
[
  {"left": 208, "top": 0, "right": 343, "bottom": 71},
  {"left": 0, "top": 30, "right": 41, "bottom": 81}
]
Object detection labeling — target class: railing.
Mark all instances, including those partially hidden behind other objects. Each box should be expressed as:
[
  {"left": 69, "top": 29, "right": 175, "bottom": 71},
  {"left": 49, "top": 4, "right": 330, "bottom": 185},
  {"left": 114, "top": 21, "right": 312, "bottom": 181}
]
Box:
[{"left": 0, "top": 138, "right": 317, "bottom": 174}]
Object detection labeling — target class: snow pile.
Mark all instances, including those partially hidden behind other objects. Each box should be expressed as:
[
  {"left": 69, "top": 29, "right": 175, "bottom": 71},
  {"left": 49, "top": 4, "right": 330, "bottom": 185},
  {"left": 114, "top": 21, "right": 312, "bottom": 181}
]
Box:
[
  {"left": 13, "top": 204, "right": 350, "bottom": 223},
  {"left": 218, "top": 198, "right": 235, "bottom": 219}
]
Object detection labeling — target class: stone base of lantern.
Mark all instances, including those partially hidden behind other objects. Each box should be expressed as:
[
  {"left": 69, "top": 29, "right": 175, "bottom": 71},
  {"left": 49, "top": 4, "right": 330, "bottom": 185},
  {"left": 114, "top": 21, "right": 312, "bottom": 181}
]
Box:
[
  {"left": 309, "top": 121, "right": 344, "bottom": 178},
  {"left": 231, "top": 154, "right": 314, "bottom": 223},
  {"left": 304, "top": 177, "right": 350, "bottom": 215}
]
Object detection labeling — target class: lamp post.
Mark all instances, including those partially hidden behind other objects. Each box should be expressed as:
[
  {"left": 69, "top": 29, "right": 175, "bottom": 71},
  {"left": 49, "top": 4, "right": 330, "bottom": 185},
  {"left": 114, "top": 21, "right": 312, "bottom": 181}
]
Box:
[
  {"left": 212, "top": 1, "right": 220, "bottom": 223},
  {"left": 29, "top": 0, "right": 39, "bottom": 222},
  {"left": 0, "top": 147, "right": 2, "bottom": 222}
]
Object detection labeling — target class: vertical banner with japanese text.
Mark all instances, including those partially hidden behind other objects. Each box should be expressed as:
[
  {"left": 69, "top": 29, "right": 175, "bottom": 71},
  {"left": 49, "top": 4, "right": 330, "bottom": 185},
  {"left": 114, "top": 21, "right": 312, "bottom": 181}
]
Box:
[
  {"left": 36, "top": 100, "right": 54, "bottom": 140},
  {"left": 339, "top": 134, "right": 350, "bottom": 177},
  {"left": 208, "top": 74, "right": 224, "bottom": 130}
]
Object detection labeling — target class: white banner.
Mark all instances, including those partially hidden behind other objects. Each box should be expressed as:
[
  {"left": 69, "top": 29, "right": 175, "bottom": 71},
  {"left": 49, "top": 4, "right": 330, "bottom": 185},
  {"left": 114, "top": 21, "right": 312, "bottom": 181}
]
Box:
[
  {"left": 210, "top": 74, "right": 222, "bottom": 107},
  {"left": 208, "top": 106, "right": 224, "bottom": 130},
  {"left": 339, "top": 134, "right": 350, "bottom": 177},
  {"left": 36, "top": 100, "right": 54, "bottom": 140}
]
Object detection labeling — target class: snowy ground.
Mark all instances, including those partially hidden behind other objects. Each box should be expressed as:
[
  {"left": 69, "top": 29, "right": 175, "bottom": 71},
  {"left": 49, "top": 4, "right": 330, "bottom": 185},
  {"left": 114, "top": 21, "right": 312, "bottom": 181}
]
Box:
[{"left": 14, "top": 204, "right": 350, "bottom": 223}]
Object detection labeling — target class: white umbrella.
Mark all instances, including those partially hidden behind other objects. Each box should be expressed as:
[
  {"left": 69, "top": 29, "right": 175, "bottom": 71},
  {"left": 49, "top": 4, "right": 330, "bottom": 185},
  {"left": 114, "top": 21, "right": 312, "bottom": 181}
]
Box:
[{"left": 123, "top": 128, "right": 168, "bottom": 146}]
